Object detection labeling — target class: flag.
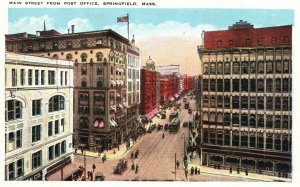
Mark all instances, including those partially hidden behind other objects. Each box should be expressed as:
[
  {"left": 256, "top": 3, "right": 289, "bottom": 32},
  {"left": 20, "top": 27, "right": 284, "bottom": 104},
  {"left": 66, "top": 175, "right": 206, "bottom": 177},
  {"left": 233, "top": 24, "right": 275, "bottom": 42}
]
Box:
[{"left": 117, "top": 16, "right": 128, "bottom": 22}]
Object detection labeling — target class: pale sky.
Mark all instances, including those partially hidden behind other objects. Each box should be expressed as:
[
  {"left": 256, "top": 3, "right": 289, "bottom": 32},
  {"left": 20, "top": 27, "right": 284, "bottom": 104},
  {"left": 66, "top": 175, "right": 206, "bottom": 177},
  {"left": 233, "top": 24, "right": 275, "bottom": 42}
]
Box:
[{"left": 8, "top": 8, "right": 294, "bottom": 76}]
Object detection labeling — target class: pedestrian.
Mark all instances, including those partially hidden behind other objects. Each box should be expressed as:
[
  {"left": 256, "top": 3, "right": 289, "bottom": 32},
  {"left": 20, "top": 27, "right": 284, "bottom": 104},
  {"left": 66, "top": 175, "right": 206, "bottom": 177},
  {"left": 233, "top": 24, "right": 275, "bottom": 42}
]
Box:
[
  {"left": 131, "top": 163, "right": 135, "bottom": 170},
  {"left": 218, "top": 164, "right": 220, "bottom": 170},
  {"left": 229, "top": 166, "right": 232, "bottom": 174},
  {"left": 137, "top": 148, "right": 140, "bottom": 155},
  {"left": 118, "top": 145, "right": 120, "bottom": 151},
  {"left": 91, "top": 172, "right": 93, "bottom": 181},
  {"left": 75, "top": 148, "right": 77, "bottom": 154},
  {"left": 237, "top": 167, "right": 240, "bottom": 174},
  {"left": 259, "top": 168, "right": 262, "bottom": 174},
  {"left": 185, "top": 168, "right": 188, "bottom": 179},
  {"left": 102, "top": 155, "right": 106, "bottom": 163},
  {"left": 198, "top": 168, "right": 201, "bottom": 175},
  {"left": 214, "top": 164, "right": 217, "bottom": 169},
  {"left": 131, "top": 152, "right": 134, "bottom": 159},
  {"left": 190, "top": 154, "right": 192, "bottom": 161},
  {"left": 87, "top": 171, "right": 90, "bottom": 179},
  {"left": 195, "top": 167, "right": 198, "bottom": 175},
  {"left": 162, "top": 133, "right": 165, "bottom": 139},
  {"left": 81, "top": 147, "right": 84, "bottom": 154},
  {"left": 135, "top": 164, "right": 139, "bottom": 173},
  {"left": 92, "top": 164, "right": 96, "bottom": 173},
  {"left": 191, "top": 166, "right": 194, "bottom": 175},
  {"left": 245, "top": 168, "right": 248, "bottom": 176},
  {"left": 176, "top": 160, "right": 180, "bottom": 169}
]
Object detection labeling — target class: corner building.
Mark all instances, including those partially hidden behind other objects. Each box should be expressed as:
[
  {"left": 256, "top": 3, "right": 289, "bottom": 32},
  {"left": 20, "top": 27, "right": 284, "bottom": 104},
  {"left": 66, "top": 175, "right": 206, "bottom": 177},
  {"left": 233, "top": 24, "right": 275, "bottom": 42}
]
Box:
[
  {"left": 197, "top": 21, "right": 292, "bottom": 175},
  {"left": 6, "top": 29, "right": 130, "bottom": 150},
  {"left": 5, "top": 53, "right": 74, "bottom": 180}
]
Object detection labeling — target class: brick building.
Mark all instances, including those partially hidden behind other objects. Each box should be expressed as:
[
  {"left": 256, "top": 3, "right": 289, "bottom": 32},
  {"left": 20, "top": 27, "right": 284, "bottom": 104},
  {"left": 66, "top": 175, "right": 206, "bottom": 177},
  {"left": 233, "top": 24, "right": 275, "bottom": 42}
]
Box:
[
  {"left": 159, "top": 74, "right": 179, "bottom": 105},
  {"left": 6, "top": 27, "right": 133, "bottom": 151},
  {"left": 197, "top": 21, "right": 292, "bottom": 175}
]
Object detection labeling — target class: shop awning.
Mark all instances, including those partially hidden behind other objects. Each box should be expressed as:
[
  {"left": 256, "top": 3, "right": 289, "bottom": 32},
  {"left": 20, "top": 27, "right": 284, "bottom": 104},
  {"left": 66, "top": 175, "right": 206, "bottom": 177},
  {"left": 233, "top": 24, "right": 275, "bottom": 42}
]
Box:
[
  {"left": 110, "top": 120, "right": 118, "bottom": 127},
  {"left": 118, "top": 103, "right": 123, "bottom": 109},
  {"left": 111, "top": 105, "right": 116, "bottom": 111},
  {"left": 94, "top": 120, "right": 105, "bottom": 128},
  {"left": 123, "top": 102, "right": 128, "bottom": 108},
  {"left": 169, "top": 97, "right": 175, "bottom": 101},
  {"left": 175, "top": 94, "right": 179, "bottom": 98},
  {"left": 110, "top": 80, "right": 116, "bottom": 85}
]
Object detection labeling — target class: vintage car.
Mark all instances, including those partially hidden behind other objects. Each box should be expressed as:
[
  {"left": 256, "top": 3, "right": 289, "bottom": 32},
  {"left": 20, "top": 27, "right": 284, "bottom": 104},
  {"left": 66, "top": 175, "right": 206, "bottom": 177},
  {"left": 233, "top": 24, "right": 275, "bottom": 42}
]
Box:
[
  {"left": 164, "top": 124, "right": 169, "bottom": 130},
  {"left": 95, "top": 172, "right": 105, "bottom": 181},
  {"left": 157, "top": 124, "right": 163, "bottom": 131},
  {"left": 183, "top": 121, "right": 188, "bottom": 127},
  {"left": 113, "top": 159, "right": 128, "bottom": 174}
]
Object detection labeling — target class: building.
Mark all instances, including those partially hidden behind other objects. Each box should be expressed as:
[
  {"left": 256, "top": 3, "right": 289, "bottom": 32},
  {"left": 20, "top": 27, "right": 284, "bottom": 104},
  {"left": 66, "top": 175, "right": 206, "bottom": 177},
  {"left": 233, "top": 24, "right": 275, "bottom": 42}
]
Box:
[
  {"left": 181, "top": 74, "right": 194, "bottom": 93},
  {"left": 126, "top": 37, "right": 142, "bottom": 138},
  {"left": 156, "top": 64, "right": 180, "bottom": 77},
  {"left": 6, "top": 27, "right": 132, "bottom": 150},
  {"left": 197, "top": 21, "right": 292, "bottom": 174},
  {"left": 5, "top": 53, "right": 74, "bottom": 180},
  {"left": 159, "top": 74, "right": 179, "bottom": 105},
  {"left": 140, "top": 57, "right": 160, "bottom": 119}
]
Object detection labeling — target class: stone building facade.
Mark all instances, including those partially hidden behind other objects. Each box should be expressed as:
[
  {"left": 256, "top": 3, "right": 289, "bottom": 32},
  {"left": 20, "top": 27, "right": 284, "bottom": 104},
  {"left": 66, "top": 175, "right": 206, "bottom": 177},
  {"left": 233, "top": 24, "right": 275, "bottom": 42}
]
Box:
[
  {"left": 5, "top": 53, "right": 74, "bottom": 180},
  {"left": 197, "top": 21, "right": 292, "bottom": 175}
]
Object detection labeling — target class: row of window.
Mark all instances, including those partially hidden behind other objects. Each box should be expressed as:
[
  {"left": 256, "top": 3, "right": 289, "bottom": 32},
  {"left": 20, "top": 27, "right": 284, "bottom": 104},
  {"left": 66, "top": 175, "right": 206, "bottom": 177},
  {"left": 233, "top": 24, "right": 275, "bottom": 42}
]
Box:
[
  {"left": 203, "top": 131, "right": 291, "bottom": 151},
  {"left": 202, "top": 112, "right": 291, "bottom": 129},
  {"left": 127, "top": 81, "right": 140, "bottom": 92},
  {"left": 127, "top": 68, "right": 140, "bottom": 79},
  {"left": 127, "top": 55, "right": 139, "bottom": 68},
  {"left": 9, "top": 69, "right": 68, "bottom": 87},
  {"left": 203, "top": 61, "right": 290, "bottom": 75},
  {"left": 203, "top": 78, "right": 291, "bottom": 93},
  {"left": 5, "top": 96, "right": 65, "bottom": 122},
  {"left": 215, "top": 36, "right": 290, "bottom": 48},
  {"left": 203, "top": 96, "right": 291, "bottom": 111},
  {"left": 48, "top": 141, "right": 66, "bottom": 161}
]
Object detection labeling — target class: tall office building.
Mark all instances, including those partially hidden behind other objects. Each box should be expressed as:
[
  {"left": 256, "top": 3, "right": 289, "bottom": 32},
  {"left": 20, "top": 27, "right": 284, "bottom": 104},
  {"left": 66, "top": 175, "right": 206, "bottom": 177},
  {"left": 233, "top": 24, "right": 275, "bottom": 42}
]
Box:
[{"left": 197, "top": 21, "right": 292, "bottom": 175}]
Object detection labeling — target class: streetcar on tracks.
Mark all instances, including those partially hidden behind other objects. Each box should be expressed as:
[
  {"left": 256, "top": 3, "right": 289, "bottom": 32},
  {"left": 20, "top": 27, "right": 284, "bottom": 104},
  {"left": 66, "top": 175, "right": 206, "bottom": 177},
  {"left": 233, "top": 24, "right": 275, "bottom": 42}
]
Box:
[
  {"left": 169, "top": 111, "right": 179, "bottom": 122},
  {"left": 169, "top": 118, "right": 180, "bottom": 133}
]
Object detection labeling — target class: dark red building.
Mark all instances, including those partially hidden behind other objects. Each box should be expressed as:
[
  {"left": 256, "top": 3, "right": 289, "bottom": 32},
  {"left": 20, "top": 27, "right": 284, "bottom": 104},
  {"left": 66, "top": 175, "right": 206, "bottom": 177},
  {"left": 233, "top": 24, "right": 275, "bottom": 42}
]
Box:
[
  {"left": 159, "top": 74, "right": 179, "bottom": 105},
  {"left": 182, "top": 74, "right": 193, "bottom": 92}
]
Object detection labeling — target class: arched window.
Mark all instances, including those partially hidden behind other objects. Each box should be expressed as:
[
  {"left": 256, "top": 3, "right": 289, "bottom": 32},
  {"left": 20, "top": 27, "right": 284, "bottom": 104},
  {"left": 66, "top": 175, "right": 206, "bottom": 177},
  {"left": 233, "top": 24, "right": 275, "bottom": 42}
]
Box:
[
  {"left": 81, "top": 53, "right": 87, "bottom": 62},
  {"left": 241, "top": 62, "right": 248, "bottom": 74},
  {"left": 210, "top": 79, "right": 216, "bottom": 92},
  {"left": 203, "top": 79, "right": 209, "bottom": 91},
  {"left": 224, "top": 113, "right": 230, "bottom": 126},
  {"left": 266, "top": 61, "right": 273, "bottom": 74},
  {"left": 96, "top": 52, "right": 103, "bottom": 62},
  {"left": 232, "top": 113, "right": 239, "bottom": 125},
  {"left": 224, "top": 130, "right": 230, "bottom": 145},
  {"left": 97, "top": 66, "right": 103, "bottom": 75},
  {"left": 266, "top": 79, "right": 273, "bottom": 93},
  {"left": 258, "top": 115, "right": 264, "bottom": 128},
  {"left": 276, "top": 61, "right": 282, "bottom": 73},
  {"left": 49, "top": 95, "right": 65, "bottom": 112},
  {"left": 275, "top": 116, "right": 281, "bottom": 129},
  {"left": 257, "top": 61, "right": 264, "bottom": 74},
  {"left": 283, "top": 61, "right": 289, "bottom": 73},
  {"left": 233, "top": 62, "right": 240, "bottom": 74},
  {"left": 224, "top": 96, "right": 230, "bottom": 109},
  {"left": 81, "top": 80, "right": 87, "bottom": 87},
  {"left": 275, "top": 78, "right": 281, "bottom": 92},
  {"left": 79, "top": 117, "right": 89, "bottom": 129},
  {"left": 217, "top": 96, "right": 223, "bottom": 108},
  {"left": 203, "top": 96, "right": 209, "bottom": 107},
  {"left": 266, "top": 115, "right": 273, "bottom": 129},
  {"left": 5, "top": 100, "right": 22, "bottom": 121},
  {"left": 217, "top": 62, "right": 223, "bottom": 74},
  {"left": 250, "top": 61, "right": 256, "bottom": 73},
  {"left": 210, "top": 62, "right": 216, "bottom": 74},
  {"left": 66, "top": 53, "right": 73, "bottom": 60},
  {"left": 203, "top": 63, "right": 209, "bottom": 74},
  {"left": 249, "top": 114, "right": 256, "bottom": 128},
  {"left": 224, "top": 62, "right": 230, "bottom": 74},
  {"left": 97, "top": 79, "right": 103, "bottom": 88}
]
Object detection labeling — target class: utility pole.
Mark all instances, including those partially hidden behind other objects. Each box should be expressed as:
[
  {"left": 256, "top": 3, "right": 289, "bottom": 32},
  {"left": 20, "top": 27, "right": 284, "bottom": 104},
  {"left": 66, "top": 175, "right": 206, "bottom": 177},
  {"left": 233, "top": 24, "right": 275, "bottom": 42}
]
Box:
[{"left": 175, "top": 153, "right": 177, "bottom": 181}]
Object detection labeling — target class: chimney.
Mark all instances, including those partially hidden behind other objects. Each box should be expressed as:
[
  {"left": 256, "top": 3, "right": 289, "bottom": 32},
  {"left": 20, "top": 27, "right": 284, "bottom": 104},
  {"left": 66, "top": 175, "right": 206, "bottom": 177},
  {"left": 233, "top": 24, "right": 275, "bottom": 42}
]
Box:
[
  {"left": 71, "top": 25, "right": 75, "bottom": 34},
  {"left": 68, "top": 29, "right": 70, "bottom": 34}
]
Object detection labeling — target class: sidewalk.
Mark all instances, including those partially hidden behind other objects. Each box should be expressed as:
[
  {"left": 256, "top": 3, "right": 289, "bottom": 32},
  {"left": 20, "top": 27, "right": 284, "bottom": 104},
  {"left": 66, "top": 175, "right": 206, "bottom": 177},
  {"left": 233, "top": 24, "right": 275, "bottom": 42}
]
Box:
[
  {"left": 186, "top": 153, "right": 291, "bottom": 182},
  {"left": 74, "top": 135, "right": 144, "bottom": 160}
]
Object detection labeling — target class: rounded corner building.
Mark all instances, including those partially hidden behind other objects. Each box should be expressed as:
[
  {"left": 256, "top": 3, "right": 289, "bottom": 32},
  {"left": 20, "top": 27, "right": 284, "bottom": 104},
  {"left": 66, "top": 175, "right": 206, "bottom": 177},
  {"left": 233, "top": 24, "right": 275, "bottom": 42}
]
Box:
[{"left": 197, "top": 20, "right": 292, "bottom": 176}]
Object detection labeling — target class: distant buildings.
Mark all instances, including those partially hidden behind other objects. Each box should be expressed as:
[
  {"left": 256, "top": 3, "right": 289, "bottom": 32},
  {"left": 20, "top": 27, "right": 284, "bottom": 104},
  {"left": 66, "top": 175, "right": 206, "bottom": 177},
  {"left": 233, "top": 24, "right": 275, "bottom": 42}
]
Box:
[
  {"left": 6, "top": 27, "right": 139, "bottom": 151},
  {"left": 156, "top": 64, "right": 180, "bottom": 77},
  {"left": 5, "top": 53, "right": 74, "bottom": 180},
  {"left": 140, "top": 57, "right": 160, "bottom": 119},
  {"left": 159, "top": 74, "right": 179, "bottom": 105},
  {"left": 198, "top": 21, "right": 292, "bottom": 174}
]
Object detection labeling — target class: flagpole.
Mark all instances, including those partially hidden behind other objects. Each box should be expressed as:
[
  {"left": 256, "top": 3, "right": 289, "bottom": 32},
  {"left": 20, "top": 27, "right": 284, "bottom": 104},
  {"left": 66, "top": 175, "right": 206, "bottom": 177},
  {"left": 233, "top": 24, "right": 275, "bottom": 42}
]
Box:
[{"left": 127, "top": 13, "right": 129, "bottom": 40}]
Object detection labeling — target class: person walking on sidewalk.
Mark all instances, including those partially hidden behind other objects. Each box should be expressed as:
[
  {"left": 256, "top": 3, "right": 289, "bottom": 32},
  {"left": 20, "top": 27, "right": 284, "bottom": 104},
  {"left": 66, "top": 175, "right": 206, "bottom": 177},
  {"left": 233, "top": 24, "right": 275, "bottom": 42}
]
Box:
[
  {"left": 135, "top": 164, "right": 139, "bottom": 174},
  {"left": 184, "top": 168, "right": 188, "bottom": 179},
  {"left": 92, "top": 164, "right": 96, "bottom": 173},
  {"left": 229, "top": 166, "right": 232, "bottom": 174},
  {"left": 162, "top": 133, "right": 165, "bottom": 139},
  {"left": 176, "top": 160, "right": 180, "bottom": 169}
]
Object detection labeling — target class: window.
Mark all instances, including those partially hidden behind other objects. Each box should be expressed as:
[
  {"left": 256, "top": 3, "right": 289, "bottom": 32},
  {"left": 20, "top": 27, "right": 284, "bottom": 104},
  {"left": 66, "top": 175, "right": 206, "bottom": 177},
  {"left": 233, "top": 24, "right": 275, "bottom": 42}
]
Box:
[
  {"left": 283, "top": 78, "right": 289, "bottom": 92},
  {"left": 48, "top": 95, "right": 65, "bottom": 112},
  {"left": 48, "top": 70, "right": 55, "bottom": 85},
  {"left": 224, "top": 62, "right": 230, "bottom": 74},
  {"left": 48, "top": 146, "right": 54, "bottom": 160},
  {"left": 217, "top": 40, "right": 222, "bottom": 47},
  {"left": 275, "top": 138, "right": 281, "bottom": 150},
  {"left": 217, "top": 96, "right": 223, "bottom": 108},
  {"left": 97, "top": 79, "right": 102, "bottom": 88},
  {"left": 28, "top": 69, "right": 33, "bottom": 85},
  {"left": 217, "top": 79, "right": 223, "bottom": 92},
  {"left": 241, "top": 135, "right": 248, "bottom": 147},
  {"left": 66, "top": 53, "right": 72, "bottom": 60},
  {"left": 241, "top": 96, "right": 248, "bottom": 109},
  {"left": 241, "top": 79, "right": 248, "bottom": 92},
  {"left": 275, "top": 97, "right": 281, "bottom": 111},
  {"left": 65, "top": 71, "right": 68, "bottom": 85},
  {"left": 61, "top": 118, "right": 65, "bottom": 133},
  {"left": 20, "top": 69, "right": 25, "bottom": 86},
  {"left": 275, "top": 78, "right": 281, "bottom": 92},
  {"left": 60, "top": 71, "right": 63, "bottom": 85},
  {"left": 283, "top": 61, "right": 289, "bottom": 73},
  {"left": 266, "top": 62, "right": 273, "bottom": 74},
  {"left": 258, "top": 136, "right": 264, "bottom": 149},
  {"left": 12, "top": 69, "right": 17, "bottom": 86},
  {"left": 217, "top": 133, "right": 223, "bottom": 145},
  {"left": 203, "top": 130, "right": 208, "bottom": 143},
  {"left": 210, "top": 132, "right": 216, "bottom": 144},
  {"left": 61, "top": 140, "right": 66, "bottom": 154},
  {"left": 48, "top": 121, "right": 53, "bottom": 137},
  {"left": 266, "top": 79, "right": 273, "bottom": 93},
  {"left": 55, "top": 143, "right": 60, "bottom": 158},
  {"left": 224, "top": 96, "right": 230, "bottom": 109},
  {"left": 284, "top": 36, "right": 289, "bottom": 43},
  {"left": 55, "top": 120, "right": 59, "bottom": 134},
  {"left": 266, "top": 136, "right": 273, "bottom": 149},
  {"left": 97, "top": 66, "right": 103, "bottom": 75},
  {"left": 241, "top": 62, "right": 248, "bottom": 74},
  {"left": 249, "top": 114, "right": 256, "bottom": 128},
  {"left": 258, "top": 115, "right": 264, "bottom": 128},
  {"left": 32, "top": 151, "right": 42, "bottom": 169},
  {"left": 217, "top": 62, "right": 223, "bottom": 74},
  {"left": 224, "top": 79, "right": 230, "bottom": 91},
  {"left": 266, "top": 116, "right": 273, "bottom": 129},
  {"left": 81, "top": 80, "right": 87, "bottom": 87},
  {"left": 241, "top": 114, "right": 248, "bottom": 126},
  {"left": 32, "top": 99, "right": 42, "bottom": 116},
  {"left": 250, "top": 97, "right": 256, "bottom": 109},
  {"left": 282, "top": 97, "right": 289, "bottom": 111},
  {"left": 210, "top": 63, "right": 216, "bottom": 74},
  {"left": 81, "top": 53, "right": 87, "bottom": 62},
  {"left": 32, "top": 125, "right": 41, "bottom": 143},
  {"left": 8, "top": 158, "right": 24, "bottom": 180},
  {"left": 276, "top": 61, "right": 282, "bottom": 73},
  {"left": 210, "top": 79, "right": 216, "bottom": 92},
  {"left": 266, "top": 97, "right": 273, "bottom": 110},
  {"left": 5, "top": 100, "right": 22, "bottom": 122},
  {"left": 203, "top": 96, "right": 209, "bottom": 107},
  {"left": 257, "top": 97, "right": 264, "bottom": 110},
  {"left": 232, "top": 113, "right": 239, "bottom": 125},
  {"left": 35, "top": 70, "right": 39, "bottom": 85},
  {"left": 250, "top": 79, "right": 256, "bottom": 92},
  {"left": 81, "top": 66, "right": 87, "bottom": 75},
  {"left": 203, "top": 79, "right": 208, "bottom": 91},
  {"left": 275, "top": 116, "right": 281, "bottom": 129},
  {"left": 233, "top": 62, "right": 240, "bottom": 74},
  {"left": 232, "top": 79, "right": 239, "bottom": 92},
  {"left": 41, "top": 70, "right": 45, "bottom": 85},
  {"left": 258, "top": 38, "right": 263, "bottom": 45},
  {"left": 224, "top": 131, "right": 230, "bottom": 145},
  {"left": 210, "top": 96, "right": 215, "bottom": 108},
  {"left": 246, "top": 38, "right": 251, "bottom": 46},
  {"left": 232, "top": 133, "right": 239, "bottom": 147},
  {"left": 257, "top": 79, "right": 264, "bottom": 92},
  {"left": 250, "top": 136, "right": 256, "bottom": 148},
  {"left": 7, "top": 130, "right": 22, "bottom": 151},
  {"left": 250, "top": 62, "right": 256, "bottom": 73},
  {"left": 96, "top": 52, "right": 103, "bottom": 61},
  {"left": 232, "top": 96, "right": 239, "bottom": 109},
  {"left": 257, "top": 62, "right": 264, "bottom": 74}
]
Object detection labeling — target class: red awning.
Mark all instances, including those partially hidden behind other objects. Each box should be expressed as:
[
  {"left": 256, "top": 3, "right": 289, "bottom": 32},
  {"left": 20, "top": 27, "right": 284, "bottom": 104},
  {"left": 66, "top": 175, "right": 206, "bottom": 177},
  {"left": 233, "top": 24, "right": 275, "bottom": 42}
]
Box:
[
  {"left": 94, "top": 120, "right": 99, "bottom": 127},
  {"left": 99, "top": 121, "right": 104, "bottom": 128}
]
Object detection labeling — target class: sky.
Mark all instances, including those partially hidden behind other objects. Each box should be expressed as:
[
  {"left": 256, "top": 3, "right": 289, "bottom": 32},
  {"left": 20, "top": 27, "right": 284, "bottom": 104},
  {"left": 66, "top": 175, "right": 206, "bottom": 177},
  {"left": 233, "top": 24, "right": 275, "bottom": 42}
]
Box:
[{"left": 8, "top": 8, "right": 294, "bottom": 75}]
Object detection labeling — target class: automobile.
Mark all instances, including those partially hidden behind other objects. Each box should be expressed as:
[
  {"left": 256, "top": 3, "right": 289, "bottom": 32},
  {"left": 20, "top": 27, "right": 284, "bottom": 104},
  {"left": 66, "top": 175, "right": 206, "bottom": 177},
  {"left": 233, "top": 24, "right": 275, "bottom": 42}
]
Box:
[
  {"left": 164, "top": 124, "right": 169, "bottom": 130},
  {"left": 157, "top": 124, "right": 163, "bottom": 131},
  {"left": 147, "top": 128, "right": 153, "bottom": 133},
  {"left": 95, "top": 172, "right": 105, "bottom": 181},
  {"left": 188, "top": 108, "right": 192, "bottom": 114},
  {"left": 183, "top": 121, "right": 188, "bottom": 127},
  {"left": 183, "top": 98, "right": 187, "bottom": 102}
]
